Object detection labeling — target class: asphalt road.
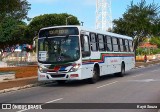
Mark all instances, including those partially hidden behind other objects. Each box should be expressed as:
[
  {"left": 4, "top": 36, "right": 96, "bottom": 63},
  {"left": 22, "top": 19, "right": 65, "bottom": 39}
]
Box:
[{"left": 0, "top": 64, "right": 160, "bottom": 112}]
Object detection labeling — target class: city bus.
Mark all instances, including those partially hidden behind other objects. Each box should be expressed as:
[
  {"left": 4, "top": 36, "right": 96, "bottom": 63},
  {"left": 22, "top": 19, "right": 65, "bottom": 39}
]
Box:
[{"left": 37, "top": 25, "right": 135, "bottom": 84}]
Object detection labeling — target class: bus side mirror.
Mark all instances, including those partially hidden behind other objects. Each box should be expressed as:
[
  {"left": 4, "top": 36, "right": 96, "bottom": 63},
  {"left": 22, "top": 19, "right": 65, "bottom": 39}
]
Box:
[
  {"left": 33, "top": 36, "right": 38, "bottom": 48},
  {"left": 33, "top": 40, "right": 36, "bottom": 48}
]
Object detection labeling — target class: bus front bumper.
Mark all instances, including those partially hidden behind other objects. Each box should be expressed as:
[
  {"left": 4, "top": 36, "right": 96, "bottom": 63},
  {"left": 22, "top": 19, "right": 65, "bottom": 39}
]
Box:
[{"left": 38, "top": 70, "right": 81, "bottom": 81}]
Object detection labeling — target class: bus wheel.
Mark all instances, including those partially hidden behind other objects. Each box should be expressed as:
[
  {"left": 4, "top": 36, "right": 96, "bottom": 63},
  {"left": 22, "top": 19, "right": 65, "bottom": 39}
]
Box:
[
  {"left": 88, "top": 67, "right": 99, "bottom": 84},
  {"left": 115, "top": 63, "right": 125, "bottom": 77},
  {"left": 56, "top": 80, "right": 66, "bottom": 84}
]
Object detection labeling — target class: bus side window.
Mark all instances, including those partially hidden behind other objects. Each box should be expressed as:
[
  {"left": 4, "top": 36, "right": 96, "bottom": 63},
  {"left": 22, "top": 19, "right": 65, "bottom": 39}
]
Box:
[
  {"left": 112, "top": 37, "right": 119, "bottom": 52},
  {"left": 129, "top": 40, "right": 133, "bottom": 52},
  {"left": 123, "top": 39, "right": 127, "bottom": 52},
  {"left": 106, "top": 36, "right": 112, "bottom": 51},
  {"left": 125, "top": 39, "right": 129, "bottom": 52},
  {"left": 81, "top": 35, "right": 90, "bottom": 57},
  {"left": 90, "top": 33, "right": 98, "bottom": 51},
  {"left": 98, "top": 34, "right": 105, "bottom": 51},
  {"left": 119, "top": 38, "right": 124, "bottom": 52}
]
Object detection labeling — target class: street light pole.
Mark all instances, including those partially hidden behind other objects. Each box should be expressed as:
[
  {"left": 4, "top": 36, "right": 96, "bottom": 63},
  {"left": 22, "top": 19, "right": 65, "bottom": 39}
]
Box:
[
  {"left": 66, "top": 16, "right": 73, "bottom": 25},
  {"left": 81, "top": 21, "right": 84, "bottom": 26}
]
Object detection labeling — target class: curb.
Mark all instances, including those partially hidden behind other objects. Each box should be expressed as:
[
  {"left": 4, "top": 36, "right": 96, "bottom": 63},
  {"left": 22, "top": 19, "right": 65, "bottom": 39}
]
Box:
[
  {"left": 0, "top": 76, "right": 37, "bottom": 83},
  {"left": 134, "top": 62, "right": 160, "bottom": 69},
  {"left": 0, "top": 81, "right": 53, "bottom": 94},
  {"left": 134, "top": 66, "right": 145, "bottom": 69}
]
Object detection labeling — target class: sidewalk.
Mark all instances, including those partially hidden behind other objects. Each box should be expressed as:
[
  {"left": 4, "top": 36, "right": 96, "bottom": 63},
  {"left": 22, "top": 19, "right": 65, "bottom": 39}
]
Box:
[
  {"left": 135, "top": 59, "right": 160, "bottom": 67},
  {"left": 0, "top": 60, "right": 160, "bottom": 93}
]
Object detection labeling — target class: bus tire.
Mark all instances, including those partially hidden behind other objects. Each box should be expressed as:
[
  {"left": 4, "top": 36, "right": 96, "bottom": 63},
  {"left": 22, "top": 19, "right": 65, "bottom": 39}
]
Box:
[
  {"left": 115, "top": 63, "right": 125, "bottom": 77},
  {"left": 88, "top": 66, "right": 100, "bottom": 84},
  {"left": 56, "top": 80, "right": 66, "bottom": 84}
]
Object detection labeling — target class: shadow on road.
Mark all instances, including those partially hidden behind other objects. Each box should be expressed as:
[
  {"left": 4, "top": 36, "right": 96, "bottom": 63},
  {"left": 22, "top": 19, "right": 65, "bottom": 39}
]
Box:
[{"left": 41, "top": 73, "right": 132, "bottom": 88}]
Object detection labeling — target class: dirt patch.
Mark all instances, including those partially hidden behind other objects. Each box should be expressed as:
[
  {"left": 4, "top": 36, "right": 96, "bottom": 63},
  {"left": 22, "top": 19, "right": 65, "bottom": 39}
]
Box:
[{"left": 0, "top": 66, "right": 38, "bottom": 78}]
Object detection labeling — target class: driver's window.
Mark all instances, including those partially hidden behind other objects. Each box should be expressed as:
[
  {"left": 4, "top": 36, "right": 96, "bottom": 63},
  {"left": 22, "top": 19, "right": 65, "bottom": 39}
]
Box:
[{"left": 81, "top": 35, "right": 90, "bottom": 57}]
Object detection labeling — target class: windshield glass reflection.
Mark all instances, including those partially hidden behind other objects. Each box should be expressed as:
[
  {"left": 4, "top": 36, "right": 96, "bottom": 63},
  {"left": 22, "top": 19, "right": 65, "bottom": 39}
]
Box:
[{"left": 38, "top": 36, "right": 80, "bottom": 63}]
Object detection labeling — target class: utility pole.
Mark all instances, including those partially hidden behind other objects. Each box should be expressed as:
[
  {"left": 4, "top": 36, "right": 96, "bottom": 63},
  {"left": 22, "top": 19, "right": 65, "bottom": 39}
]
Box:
[{"left": 81, "top": 21, "right": 84, "bottom": 26}]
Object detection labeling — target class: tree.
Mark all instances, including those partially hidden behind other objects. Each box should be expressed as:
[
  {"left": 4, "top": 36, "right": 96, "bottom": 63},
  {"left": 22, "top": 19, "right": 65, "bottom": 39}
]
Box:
[
  {"left": 0, "top": 0, "right": 31, "bottom": 22},
  {"left": 0, "top": 17, "right": 28, "bottom": 60},
  {"left": 113, "top": 0, "right": 160, "bottom": 50},
  {"left": 28, "top": 13, "right": 80, "bottom": 37},
  {"left": 150, "top": 37, "right": 160, "bottom": 48},
  {"left": 152, "top": 18, "right": 160, "bottom": 36},
  {"left": 0, "top": 17, "right": 28, "bottom": 47},
  {"left": 0, "top": 0, "right": 31, "bottom": 60}
]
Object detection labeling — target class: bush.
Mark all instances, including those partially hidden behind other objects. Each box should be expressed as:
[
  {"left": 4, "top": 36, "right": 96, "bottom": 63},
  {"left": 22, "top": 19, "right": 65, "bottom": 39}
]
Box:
[
  {"left": 152, "top": 48, "right": 160, "bottom": 54},
  {"left": 136, "top": 48, "right": 160, "bottom": 56},
  {"left": 136, "top": 48, "right": 146, "bottom": 55}
]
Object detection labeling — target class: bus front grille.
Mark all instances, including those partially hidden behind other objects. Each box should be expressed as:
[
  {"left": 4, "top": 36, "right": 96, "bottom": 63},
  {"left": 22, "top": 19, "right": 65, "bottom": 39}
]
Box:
[{"left": 50, "top": 74, "right": 66, "bottom": 78}]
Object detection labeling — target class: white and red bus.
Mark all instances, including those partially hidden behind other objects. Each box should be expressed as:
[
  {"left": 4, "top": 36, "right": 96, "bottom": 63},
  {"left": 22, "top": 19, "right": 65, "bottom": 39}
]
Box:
[{"left": 37, "top": 25, "right": 135, "bottom": 84}]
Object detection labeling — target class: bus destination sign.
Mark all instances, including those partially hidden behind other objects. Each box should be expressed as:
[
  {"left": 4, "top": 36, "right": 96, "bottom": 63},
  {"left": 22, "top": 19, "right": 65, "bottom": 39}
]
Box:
[{"left": 39, "top": 27, "right": 79, "bottom": 37}]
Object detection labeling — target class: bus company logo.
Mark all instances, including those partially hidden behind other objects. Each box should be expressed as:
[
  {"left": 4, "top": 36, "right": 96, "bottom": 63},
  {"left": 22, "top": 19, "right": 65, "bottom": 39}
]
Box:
[
  {"left": 58, "top": 57, "right": 61, "bottom": 61},
  {"left": 57, "top": 56, "right": 64, "bottom": 61},
  {"left": 2, "top": 104, "right": 11, "bottom": 109},
  {"left": 111, "top": 59, "right": 118, "bottom": 63}
]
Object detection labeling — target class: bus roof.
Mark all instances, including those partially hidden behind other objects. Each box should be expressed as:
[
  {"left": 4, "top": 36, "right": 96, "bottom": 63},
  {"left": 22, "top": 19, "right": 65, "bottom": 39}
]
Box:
[{"left": 39, "top": 25, "right": 133, "bottom": 40}]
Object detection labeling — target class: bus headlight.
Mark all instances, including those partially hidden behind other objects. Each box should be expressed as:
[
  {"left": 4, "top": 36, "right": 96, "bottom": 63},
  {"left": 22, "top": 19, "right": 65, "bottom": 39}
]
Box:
[
  {"left": 38, "top": 65, "right": 47, "bottom": 73},
  {"left": 69, "top": 64, "right": 81, "bottom": 72}
]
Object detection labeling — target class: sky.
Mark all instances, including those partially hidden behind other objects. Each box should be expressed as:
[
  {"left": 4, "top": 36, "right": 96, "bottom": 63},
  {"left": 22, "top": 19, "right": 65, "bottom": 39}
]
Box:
[{"left": 27, "top": 0, "right": 159, "bottom": 29}]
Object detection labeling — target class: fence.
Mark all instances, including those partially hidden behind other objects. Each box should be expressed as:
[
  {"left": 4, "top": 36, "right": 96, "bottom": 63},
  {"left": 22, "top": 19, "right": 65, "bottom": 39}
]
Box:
[{"left": 1, "top": 51, "right": 37, "bottom": 67}]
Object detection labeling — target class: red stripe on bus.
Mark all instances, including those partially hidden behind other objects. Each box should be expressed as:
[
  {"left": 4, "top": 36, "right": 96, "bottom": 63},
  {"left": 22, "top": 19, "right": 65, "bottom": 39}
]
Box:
[{"left": 53, "top": 66, "right": 61, "bottom": 71}]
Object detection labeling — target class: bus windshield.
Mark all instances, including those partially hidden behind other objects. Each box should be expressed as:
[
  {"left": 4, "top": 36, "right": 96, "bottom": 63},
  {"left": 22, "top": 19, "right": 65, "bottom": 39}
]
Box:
[{"left": 38, "top": 36, "right": 80, "bottom": 64}]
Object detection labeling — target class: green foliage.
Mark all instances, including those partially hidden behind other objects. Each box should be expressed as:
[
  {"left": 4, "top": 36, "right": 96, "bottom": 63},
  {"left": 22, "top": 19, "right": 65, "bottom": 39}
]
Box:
[
  {"left": 136, "top": 47, "right": 160, "bottom": 55},
  {"left": 0, "top": 0, "right": 31, "bottom": 51},
  {"left": 113, "top": 0, "right": 160, "bottom": 50},
  {"left": 0, "top": 0, "right": 31, "bottom": 55},
  {"left": 28, "top": 13, "right": 80, "bottom": 37},
  {"left": 150, "top": 37, "right": 160, "bottom": 48},
  {"left": 0, "top": 0, "right": 31, "bottom": 22},
  {"left": 136, "top": 48, "right": 144, "bottom": 55},
  {"left": 152, "top": 48, "right": 160, "bottom": 54},
  {"left": 0, "top": 17, "right": 28, "bottom": 50}
]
